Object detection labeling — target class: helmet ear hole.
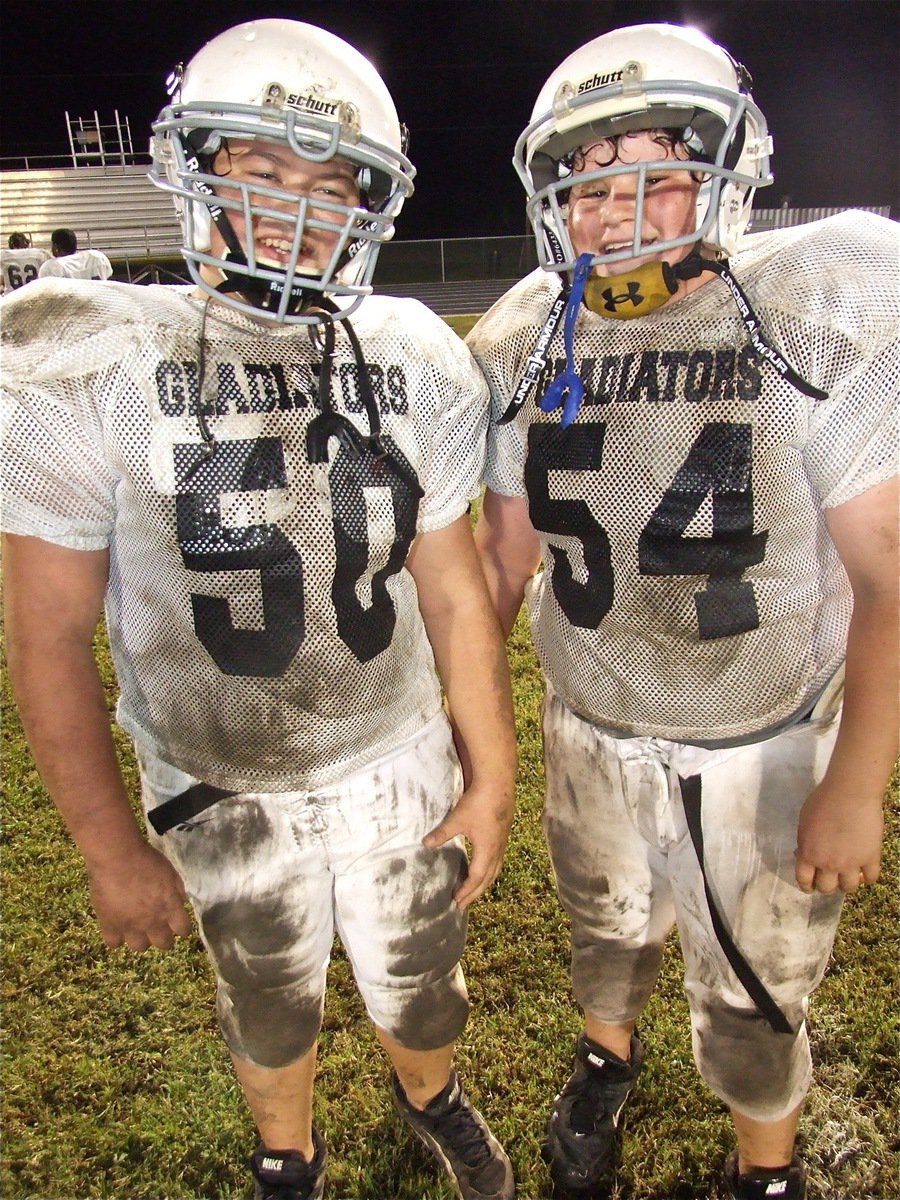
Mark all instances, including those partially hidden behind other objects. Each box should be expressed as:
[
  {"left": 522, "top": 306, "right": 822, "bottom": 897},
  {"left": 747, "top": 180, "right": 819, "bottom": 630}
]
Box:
[{"left": 150, "top": 17, "right": 415, "bottom": 323}]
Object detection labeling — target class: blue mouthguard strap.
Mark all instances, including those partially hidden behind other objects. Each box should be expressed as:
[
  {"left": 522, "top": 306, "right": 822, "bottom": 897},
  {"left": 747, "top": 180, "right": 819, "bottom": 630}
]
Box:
[{"left": 538, "top": 253, "right": 594, "bottom": 428}]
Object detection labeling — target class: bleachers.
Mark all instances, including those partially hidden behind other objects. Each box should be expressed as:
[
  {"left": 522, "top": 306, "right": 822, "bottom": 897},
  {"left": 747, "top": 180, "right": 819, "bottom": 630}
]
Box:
[
  {"left": 750, "top": 205, "right": 890, "bottom": 232},
  {"left": 1, "top": 164, "right": 891, "bottom": 288},
  {"left": 0, "top": 161, "right": 182, "bottom": 264}
]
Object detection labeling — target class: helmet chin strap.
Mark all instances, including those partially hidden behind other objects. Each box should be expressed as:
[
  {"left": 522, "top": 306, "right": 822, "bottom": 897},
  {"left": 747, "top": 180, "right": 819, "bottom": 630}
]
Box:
[
  {"left": 205, "top": 203, "right": 323, "bottom": 318},
  {"left": 501, "top": 246, "right": 826, "bottom": 429},
  {"left": 214, "top": 252, "right": 323, "bottom": 318}
]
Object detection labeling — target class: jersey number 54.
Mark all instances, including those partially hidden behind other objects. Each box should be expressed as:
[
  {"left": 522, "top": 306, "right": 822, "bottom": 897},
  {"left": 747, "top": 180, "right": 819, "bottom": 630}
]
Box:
[{"left": 525, "top": 420, "right": 768, "bottom": 640}]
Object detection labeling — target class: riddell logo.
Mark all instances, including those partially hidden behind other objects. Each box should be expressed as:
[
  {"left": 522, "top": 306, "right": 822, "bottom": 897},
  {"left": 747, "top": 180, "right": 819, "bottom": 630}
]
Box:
[
  {"left": 577, "top": 69, "right": 624, "bottom": 94},
  {"left": 765, "top": 1183, "right": 788, "bottom": 1196}
]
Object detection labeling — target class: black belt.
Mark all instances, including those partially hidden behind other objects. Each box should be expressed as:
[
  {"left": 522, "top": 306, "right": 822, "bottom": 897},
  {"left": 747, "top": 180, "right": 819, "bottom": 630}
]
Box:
[
  {"left": 147, "top": 782, "right": 236, "bottom": 835},
  {"left": 680, "top": 774, "right": 794, "bottom": 1035}
]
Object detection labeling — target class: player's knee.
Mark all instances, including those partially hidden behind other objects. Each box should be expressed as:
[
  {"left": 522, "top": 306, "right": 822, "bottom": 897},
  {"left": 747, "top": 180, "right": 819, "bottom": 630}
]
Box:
[
  {"left": 366, "top": 968, "right": 470, "bottom": 1051},
  {"left": 690, "top": 993, "right": 811, "bottom": 1120},
  {"left": 573, "top": 939, "right": 664, "bottom": 1021},
  {"left": 217, "top": 981, "right": 324, "bottom": 1068},
  {"left": 200, "top": 895, "right": 329, "bottom": 1068}
]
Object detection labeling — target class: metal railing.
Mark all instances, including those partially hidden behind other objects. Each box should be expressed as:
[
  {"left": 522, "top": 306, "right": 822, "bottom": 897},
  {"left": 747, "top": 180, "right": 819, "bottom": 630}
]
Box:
[
  {"left": 65, "top": 111, "right": 136, "bottom": 169},
  {"left": 377, "top": 234, "right": 538, "bottom": 284}
]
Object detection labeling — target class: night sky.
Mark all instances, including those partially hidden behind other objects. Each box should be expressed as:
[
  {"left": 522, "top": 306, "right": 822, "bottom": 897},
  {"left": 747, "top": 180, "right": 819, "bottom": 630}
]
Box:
[{"left": 2, "top": 0, "right": 897, "bottom": 239}]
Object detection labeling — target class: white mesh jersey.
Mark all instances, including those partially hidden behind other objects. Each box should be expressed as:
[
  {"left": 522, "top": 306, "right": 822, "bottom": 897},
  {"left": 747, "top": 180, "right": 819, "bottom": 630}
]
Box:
[
  {"left": 37, "top": 249, "right": 113, "bottom": 281},
  {"left": 2, "top": 279, "right": 488, "bottom": 790},
  {"left": 1, "top": 247, "right": 50, "bottom": 292},
  {"left": 470, "top": 211, "right": 898, "bottom": 745}
]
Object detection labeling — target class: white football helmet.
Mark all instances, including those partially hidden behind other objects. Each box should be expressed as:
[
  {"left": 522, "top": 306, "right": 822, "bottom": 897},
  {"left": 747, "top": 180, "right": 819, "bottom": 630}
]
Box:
[
  {"left": 150, "top": 18, "right": 415, "bottom": 322},
  {"left": 515, "top": 23, "right": 774, "bottom": 273}
]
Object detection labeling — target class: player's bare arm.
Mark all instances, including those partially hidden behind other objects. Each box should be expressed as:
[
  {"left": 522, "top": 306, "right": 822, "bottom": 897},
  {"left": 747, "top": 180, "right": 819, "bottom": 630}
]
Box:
[
  {"left": 3, "top": 534, "right": 192, "bottom": 949},
  {"left": 474, "top": 489, "right": 543, "bottom": 638},
  {"left": 795, "top": 474, "right": 899, "bottom": 894},
  {"left": 406, "top": 514, "right": 517, "bottom": 910}
]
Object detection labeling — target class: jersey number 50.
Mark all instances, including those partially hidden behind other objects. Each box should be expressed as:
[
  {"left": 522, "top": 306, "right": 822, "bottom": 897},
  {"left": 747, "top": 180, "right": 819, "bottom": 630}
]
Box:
[{"left": 174, "top": 436, "right": 419, "bottom": 676}]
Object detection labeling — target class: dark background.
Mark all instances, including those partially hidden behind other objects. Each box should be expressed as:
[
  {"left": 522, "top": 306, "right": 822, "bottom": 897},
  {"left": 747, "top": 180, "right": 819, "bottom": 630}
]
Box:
[{"left": 2, "top": 0, "right": 897, "bottom": 239}]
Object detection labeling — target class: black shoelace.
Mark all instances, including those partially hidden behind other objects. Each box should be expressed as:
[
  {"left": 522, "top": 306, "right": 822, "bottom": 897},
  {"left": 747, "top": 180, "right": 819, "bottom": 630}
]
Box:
[{"left": 429, "top": 1094, "right": 493, "bottom": 1168}]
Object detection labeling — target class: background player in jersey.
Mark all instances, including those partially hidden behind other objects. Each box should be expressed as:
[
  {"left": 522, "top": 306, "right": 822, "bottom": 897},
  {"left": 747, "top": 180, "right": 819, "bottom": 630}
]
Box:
[
  {"left": 37, "top": 226, "right": 113, "bottom": 281},
  {"left": 2, "top": 20, "right": 516, "bottom": 1200},
  {"left": 0, "top": 231, "right": 49, "bottom": 292},
  {"left": 469, "top": 23, "right": 897, "bottom": 1200}
]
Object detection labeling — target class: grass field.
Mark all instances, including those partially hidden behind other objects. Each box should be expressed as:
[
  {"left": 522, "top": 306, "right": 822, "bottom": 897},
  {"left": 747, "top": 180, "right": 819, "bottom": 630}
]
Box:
[{"left": 2, "top": 313, "right": 898, "bottom": 1200}]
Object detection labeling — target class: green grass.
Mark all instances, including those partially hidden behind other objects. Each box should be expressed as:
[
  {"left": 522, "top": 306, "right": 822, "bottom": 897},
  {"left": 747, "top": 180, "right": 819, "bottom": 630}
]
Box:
[
  {"left": 445, "top": 314, "right": 480, "bottom": 338},
  {"left": 2, "top": 317, "right": 898, "bottom": 1199}
]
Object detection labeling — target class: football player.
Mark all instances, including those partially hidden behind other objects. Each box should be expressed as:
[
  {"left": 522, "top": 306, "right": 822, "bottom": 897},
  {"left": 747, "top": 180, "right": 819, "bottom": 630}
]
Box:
[
  {"left": 469, "top": 22, "right": 897, "bottom": 1200},
  {"left": 38, "top": 227, "right": 113, "bottom": 280},
  {"left": 0, "top": 231, "right": 49, "bottom": 292},
  {"left": 2, "top": 19, "right": 516, "bottom": 1200}
]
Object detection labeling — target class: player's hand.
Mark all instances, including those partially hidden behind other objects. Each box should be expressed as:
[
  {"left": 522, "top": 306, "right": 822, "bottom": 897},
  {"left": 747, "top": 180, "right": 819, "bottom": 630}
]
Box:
[
  {"left": 423, "top": 783, "right": 514, "bottom": 911},
  {"left": 795, "top": 780, "right": 883, "bottom": 895},
  {"left": 87, "top": 842, "right": 193, "bottom": 951}
]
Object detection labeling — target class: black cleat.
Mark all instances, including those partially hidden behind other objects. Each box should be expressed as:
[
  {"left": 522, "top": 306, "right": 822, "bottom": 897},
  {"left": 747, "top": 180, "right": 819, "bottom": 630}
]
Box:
[
  {"left": 392, "top": 1069, "right": 515, "bottom": 1199},
  {"left": 545, "top": 1032, "right": 643, "bottom": 1197},
  {"left": 722, "top": 1150, "right": 807, "bottom": 1200},
  {"left": 249, "top": 1129, "right": 327, "bottom": 1200}
]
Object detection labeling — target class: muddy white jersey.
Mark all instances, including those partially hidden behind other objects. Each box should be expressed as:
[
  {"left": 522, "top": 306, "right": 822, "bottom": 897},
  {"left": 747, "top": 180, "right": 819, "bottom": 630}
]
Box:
[
  {"left": 2, "top": 279, "right": 488, "bottom": 789},
  {"left": 1, "top": 246, "right": 50, "bottom": 292},
  {"left": 469, "top": 211, "right": 898, "bottom": 745}
]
